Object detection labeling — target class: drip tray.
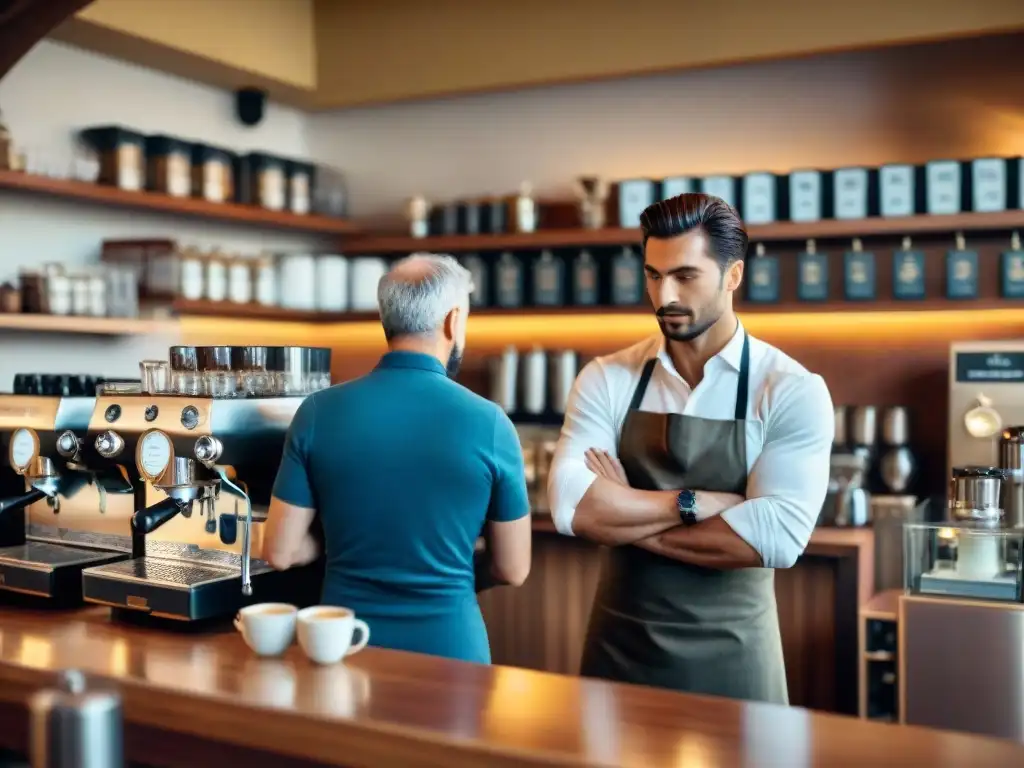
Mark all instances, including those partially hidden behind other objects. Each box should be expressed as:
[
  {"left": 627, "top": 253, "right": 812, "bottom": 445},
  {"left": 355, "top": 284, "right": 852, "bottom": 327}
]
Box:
[
  {"left": 85, "top": 557, "right": 237, "bottom": 590},
  {"left": 83, "top": 557, "right": 276, "bottom": 622},
  {"left": 0, "top": 543, "right": 127, "bottom": 602},
  {"left": 0, "top": 542, "right": 123, "bottom": 571}
]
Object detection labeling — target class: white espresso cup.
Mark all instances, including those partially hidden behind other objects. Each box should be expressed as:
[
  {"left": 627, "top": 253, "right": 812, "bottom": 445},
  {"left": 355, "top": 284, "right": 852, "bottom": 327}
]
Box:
[
  {"left": 296, "top": 606, "right": 370, "bottom": 665},
  {"left": 234, "top": 603, "right": 298, "bottom": 657}
]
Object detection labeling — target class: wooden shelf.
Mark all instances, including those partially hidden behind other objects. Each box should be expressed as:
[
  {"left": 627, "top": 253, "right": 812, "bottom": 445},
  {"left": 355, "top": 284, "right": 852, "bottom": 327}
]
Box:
[
  {"left": 347, "top": 228, "right": 641, "bottom": 253},
  {"left": 0, "top": 170, "right": 359, "bottom": 236},
  {"left": 0, "top": 313, "right": 172, "bottom": 335},
  {"left": 346, "top": 210, "right": 1024, "bottom": 253},
  {"left": 172, "top": 299, "right": 376, "bottom": 323},
  {"left": 172, "top": 298, "right": 1024, "bottom": 325}
]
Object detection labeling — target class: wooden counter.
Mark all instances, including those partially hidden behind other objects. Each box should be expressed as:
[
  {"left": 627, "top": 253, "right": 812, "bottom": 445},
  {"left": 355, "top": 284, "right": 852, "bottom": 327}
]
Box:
[
  {"left": 1, "top": 606, "right": 1022, "bottom": 768},
  {"left": 480, "top": 517, "right": 874, "bottom": 714}
]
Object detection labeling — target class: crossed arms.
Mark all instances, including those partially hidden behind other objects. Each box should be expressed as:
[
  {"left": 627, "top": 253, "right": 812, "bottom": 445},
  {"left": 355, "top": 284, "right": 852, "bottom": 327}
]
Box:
[{"left": 547, "top": 360, "right": 835, "bottom": 570}]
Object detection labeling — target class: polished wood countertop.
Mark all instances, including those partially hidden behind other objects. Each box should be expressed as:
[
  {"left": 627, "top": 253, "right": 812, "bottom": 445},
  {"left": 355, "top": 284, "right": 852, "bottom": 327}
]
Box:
[{"left": 1, "top": 606, "right": 1022, "bottom": 767}]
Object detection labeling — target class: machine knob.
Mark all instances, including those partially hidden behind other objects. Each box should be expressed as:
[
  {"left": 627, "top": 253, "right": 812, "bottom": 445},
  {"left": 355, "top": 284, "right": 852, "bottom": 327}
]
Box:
[
  {"left": 56, "top": 430, "right": 81, "bottom": 458},
  {"left": 94, "top": 431, "right": 124, "bottom": 459},
  {"left": 194, "top": 435, "right": 223, "bottom": 465}
]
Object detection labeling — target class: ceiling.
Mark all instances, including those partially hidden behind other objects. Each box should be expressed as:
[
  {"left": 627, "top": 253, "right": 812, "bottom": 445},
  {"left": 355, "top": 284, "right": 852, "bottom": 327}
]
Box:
[{"left": 40, "top": 0, "right": 1024, "bottom": 111}]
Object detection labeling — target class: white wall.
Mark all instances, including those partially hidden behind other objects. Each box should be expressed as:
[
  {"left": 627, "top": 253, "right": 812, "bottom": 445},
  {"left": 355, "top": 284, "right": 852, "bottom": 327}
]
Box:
[
  {"left": 0, "top": 40, "right": 326, "bottom": 388},
  {"left": 307, "top": 33, "right": 1024, "bottom": 217}
]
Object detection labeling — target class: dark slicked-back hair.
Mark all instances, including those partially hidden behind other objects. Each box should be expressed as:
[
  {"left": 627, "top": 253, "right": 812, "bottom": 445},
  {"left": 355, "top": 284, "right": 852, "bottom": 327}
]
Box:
[{"left": 639, "top": 193, "right": 748, "bottom": 269}]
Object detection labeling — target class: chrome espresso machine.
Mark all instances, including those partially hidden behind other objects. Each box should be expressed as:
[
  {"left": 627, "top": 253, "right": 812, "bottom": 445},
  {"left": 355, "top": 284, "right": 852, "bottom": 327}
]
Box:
[
  {"left": 900, "top": 464, "right": 1024, "bottom": 740},
  {"left": 81, "top": 346, "right": 330, "bottom": 623},
  {"left": 0, "top": 376, "right": 134, "bottom": 605}
]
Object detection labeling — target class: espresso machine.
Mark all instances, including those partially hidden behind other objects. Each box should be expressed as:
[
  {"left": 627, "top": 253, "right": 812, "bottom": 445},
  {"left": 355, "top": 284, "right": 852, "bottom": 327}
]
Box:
[
  {"left": 81, "top": 346, "right": 330, "bottom": 622},
  {"left": 0, "top": 377, "right": 134, "bottom": 604},
  {"left": 900, "top": 466, "right": 1024, "bottom": 740},
  {"left": 948, "top": 340, "right": 1024, "bottom": 475}
]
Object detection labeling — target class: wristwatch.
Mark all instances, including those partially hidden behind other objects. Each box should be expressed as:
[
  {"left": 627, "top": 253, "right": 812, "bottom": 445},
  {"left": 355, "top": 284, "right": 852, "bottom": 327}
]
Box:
[{"left": 677, "top": 489, "right": 698, "bottom": 526}]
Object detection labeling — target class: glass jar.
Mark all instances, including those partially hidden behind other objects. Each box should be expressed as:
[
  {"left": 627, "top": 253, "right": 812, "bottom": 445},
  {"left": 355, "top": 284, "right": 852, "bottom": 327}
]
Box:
[
  {"left": 278, "top": 253, "right": 317, "bottom": 311},
  {"left": 227, "top": 255, "right": 253, "bottom": 304},
  {"left": 196, "top": 346, "right": 235, "bottom": 398},
  {"left": 253, "top": 253, "right": 277, "bottom": 306},
  {"left": 70, "top": 274, "right": 90, "bottom": 316},
  {"left": 46, "top": 270, "right": 73, "bottom": 316},
  {"left": 172, "top": 371, "right": 203, "bottom": 396},
  {"left": 87, "top": 273, "right": 107, "bottom": 317},
  {"left": 179, "top": 247, "right": 204, "bottom": 301},
  {"left": 170, "top": 346, "right": 199, "bottom": 396},
  {"left": 204, "top": 250, "right": 228, "bottom": 302},
  {"left": 315, "top": 254, "right": 348, "bottom": 312},
  {"left": 231, "top": 346, "right": 271, "bottom": 397}
]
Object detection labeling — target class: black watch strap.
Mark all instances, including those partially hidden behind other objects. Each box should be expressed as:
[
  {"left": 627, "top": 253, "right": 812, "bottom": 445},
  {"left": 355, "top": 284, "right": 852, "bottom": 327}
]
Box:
[{"left": 677, "top": 489, "right": 698, "bottom": 526}]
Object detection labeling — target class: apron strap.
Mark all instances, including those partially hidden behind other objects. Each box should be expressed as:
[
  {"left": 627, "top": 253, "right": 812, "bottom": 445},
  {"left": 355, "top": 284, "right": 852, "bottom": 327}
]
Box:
[
  {"left": 629, "top": 359, "right": 658, "bottom": 412},
  {"left": 734, "top": 331, "right": 751, "bottom": 421}
]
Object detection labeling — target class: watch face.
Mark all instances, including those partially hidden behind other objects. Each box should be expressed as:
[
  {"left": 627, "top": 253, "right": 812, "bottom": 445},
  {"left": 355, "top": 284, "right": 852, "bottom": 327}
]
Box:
[{"left": 678, "top": 490, "right": 696, "bottom": 510}]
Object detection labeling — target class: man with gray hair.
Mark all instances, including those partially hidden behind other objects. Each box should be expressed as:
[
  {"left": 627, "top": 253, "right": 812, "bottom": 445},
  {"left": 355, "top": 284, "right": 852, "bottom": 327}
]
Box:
[{"left": 263, "top": 253, "right": 532, "bottom": 664}]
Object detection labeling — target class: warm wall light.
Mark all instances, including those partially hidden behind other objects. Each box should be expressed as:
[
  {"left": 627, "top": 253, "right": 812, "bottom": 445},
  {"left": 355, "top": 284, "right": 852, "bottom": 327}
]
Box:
[{"left": 179, "top": 307, "right": 1024, "bottom": 356}]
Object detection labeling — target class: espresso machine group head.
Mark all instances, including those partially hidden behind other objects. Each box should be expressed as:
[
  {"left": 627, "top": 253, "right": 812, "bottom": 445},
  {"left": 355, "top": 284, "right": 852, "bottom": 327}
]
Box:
[
  {"left": 82, "top": 346, "right": 331, "bottom": 622},
  {"left": 0, "top": 377, "right": 133, "bottom": 604}
]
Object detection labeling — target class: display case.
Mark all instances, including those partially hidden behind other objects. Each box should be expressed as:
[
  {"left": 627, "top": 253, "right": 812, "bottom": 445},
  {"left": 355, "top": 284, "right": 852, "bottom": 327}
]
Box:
[{"left": 904, "top": 521, "right": 1024, "bottom": 602}]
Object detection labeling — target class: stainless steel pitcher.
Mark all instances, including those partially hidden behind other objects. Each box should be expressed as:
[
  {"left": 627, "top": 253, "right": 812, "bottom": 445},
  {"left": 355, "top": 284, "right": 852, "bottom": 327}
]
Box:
[{"left": 29, "top": 670, "right": 123, "bottom": 768}]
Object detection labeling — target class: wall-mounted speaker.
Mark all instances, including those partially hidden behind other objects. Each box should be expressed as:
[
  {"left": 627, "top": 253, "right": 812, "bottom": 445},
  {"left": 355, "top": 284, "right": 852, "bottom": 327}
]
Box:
[{"left": 235, "top": 87, "right": 267, "bottom": 127}]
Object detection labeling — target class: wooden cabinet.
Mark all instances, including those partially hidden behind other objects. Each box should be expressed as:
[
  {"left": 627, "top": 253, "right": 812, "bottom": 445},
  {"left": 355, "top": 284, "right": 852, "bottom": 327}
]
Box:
[
  {"left": 859, "top": 589, "right": 901, "bottom": 722},
  {"left": 480, "top": 522, "right": 874, "bottom": 714}
]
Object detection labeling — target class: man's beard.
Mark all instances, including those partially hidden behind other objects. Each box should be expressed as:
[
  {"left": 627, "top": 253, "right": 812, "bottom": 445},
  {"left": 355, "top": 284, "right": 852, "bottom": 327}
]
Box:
[
  {"left": 655, "top": 302, "right": 723, "bottom": 342},
  {"left": 446, "top": 344, "right": 464, "bottom": 379}
]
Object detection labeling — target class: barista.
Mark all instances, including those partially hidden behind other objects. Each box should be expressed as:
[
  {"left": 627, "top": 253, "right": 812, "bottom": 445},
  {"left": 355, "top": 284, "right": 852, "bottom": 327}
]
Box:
[{"left": 547, "top": 193, "right": 834, "bottom": 704}]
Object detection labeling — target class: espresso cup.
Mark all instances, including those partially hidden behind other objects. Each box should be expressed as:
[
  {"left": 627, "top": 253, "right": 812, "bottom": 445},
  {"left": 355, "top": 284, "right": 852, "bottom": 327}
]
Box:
[
  {"left": 234, "top": 603, "right": 298, "bottom": 657},
  {"left": 296, "top": 606, "right": 370, "bottom": 665}
]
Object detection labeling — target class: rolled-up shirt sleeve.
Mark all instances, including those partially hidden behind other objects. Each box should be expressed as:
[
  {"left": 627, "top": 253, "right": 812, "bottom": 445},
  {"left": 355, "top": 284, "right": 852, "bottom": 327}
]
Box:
[
  {"left": 547, "top": 360, "right": 620, "bottom": 536},
  {"left": 720, "top": 373, "right": 834, "bottom": 569}
]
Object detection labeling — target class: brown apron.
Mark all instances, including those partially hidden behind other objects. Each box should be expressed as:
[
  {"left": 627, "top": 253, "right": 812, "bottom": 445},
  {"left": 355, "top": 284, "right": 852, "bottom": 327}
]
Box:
[{"left": 579, "top": 332, "right": 789, "bottom": 704}]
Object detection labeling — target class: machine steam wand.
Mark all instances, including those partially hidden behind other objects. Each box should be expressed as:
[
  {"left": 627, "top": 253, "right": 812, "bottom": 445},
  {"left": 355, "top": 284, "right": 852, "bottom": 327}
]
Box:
[{"left": 194, "top": 436, "right": 253, "bottom": 596}]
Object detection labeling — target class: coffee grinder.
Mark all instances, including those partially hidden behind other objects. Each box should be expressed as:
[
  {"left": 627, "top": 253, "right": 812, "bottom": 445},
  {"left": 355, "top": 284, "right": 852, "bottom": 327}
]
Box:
[
  {"left": 82, "top": 346, "right": 329, "bottom": 622},
  {"left": 0, "top": 381, "right": 133, "bottom": 604}
]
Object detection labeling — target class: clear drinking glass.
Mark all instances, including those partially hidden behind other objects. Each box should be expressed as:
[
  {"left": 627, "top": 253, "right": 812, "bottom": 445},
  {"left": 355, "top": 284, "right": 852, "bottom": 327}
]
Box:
[
  {"left": 139, "top": 361, "right": 170, "bottom": 395},
  {"left": 204, "top": 371, "right": 237, "bottom": 399},
  {"left": 172, "top": 371, "right": 203, "bottom": 397}
]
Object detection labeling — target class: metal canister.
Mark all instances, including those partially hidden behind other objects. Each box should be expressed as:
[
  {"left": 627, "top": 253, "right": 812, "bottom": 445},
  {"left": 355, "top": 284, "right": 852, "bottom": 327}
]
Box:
[
  {"left": 29, "top": 669, "right": 124, "bottom": 768},
  {"left": 521, "top": 348, "right": 547, "bottom": 415},
  {"left": 999, "top": 427, "right": 1024, "bottom": 528},
  {"left": 948, "top": 466, "right": 1004, "bottom": 524},
  {"left": 549, "top": 351, "right": 578, "bottom": 415},
  {"left": 489, "top": 347, "right": 519, "bottom": 414}
]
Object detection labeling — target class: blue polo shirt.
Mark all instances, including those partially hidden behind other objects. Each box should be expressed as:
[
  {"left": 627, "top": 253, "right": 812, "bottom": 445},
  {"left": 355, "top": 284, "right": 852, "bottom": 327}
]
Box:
[{"left": 271, "top": 350, "right": 529, "bottom": 663}]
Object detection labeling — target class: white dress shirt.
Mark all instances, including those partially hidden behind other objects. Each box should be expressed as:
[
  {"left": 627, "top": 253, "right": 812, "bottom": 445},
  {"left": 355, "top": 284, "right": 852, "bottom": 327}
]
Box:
[{"left": 547, "top": 324, "right": 834, "bottom": 569}]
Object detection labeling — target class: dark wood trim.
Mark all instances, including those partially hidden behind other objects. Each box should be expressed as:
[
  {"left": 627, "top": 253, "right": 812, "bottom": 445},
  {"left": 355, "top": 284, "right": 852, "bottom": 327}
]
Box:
[
  {"left": 832, "top": 550, "right": 862, "bottom": 716},
  {"left": 0, "top": 171, "right": 359, "bottom": 236},
  {"left": 346, "top": 210, "right": 1024, "bottom": 254},
  {"left": 0, "top": 0, "right": 93, "bottom": 80}
]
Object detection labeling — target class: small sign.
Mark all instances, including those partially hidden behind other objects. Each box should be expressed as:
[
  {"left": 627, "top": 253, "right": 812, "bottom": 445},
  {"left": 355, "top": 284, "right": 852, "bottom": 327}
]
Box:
[
  {"left": 747, "top": 255, "right": 780, "bottom": 303},
  {"left": 955, "top": 352, "right": 1024, "bottom": 383},
  {"left": 893, "top": 250, "right": 926, "bottom": 300},
  {"left": 1001, "top": 250, "right": 1024, "bottom": 299},
  {"left": 946, "top": 250, "right": 979, "bottom": 300},
  {"left": 797, "top": 251, "right": 829, "bottom": 301},
  {"left": 843, "top": 249, "right": 876, "bottom": 301}
]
